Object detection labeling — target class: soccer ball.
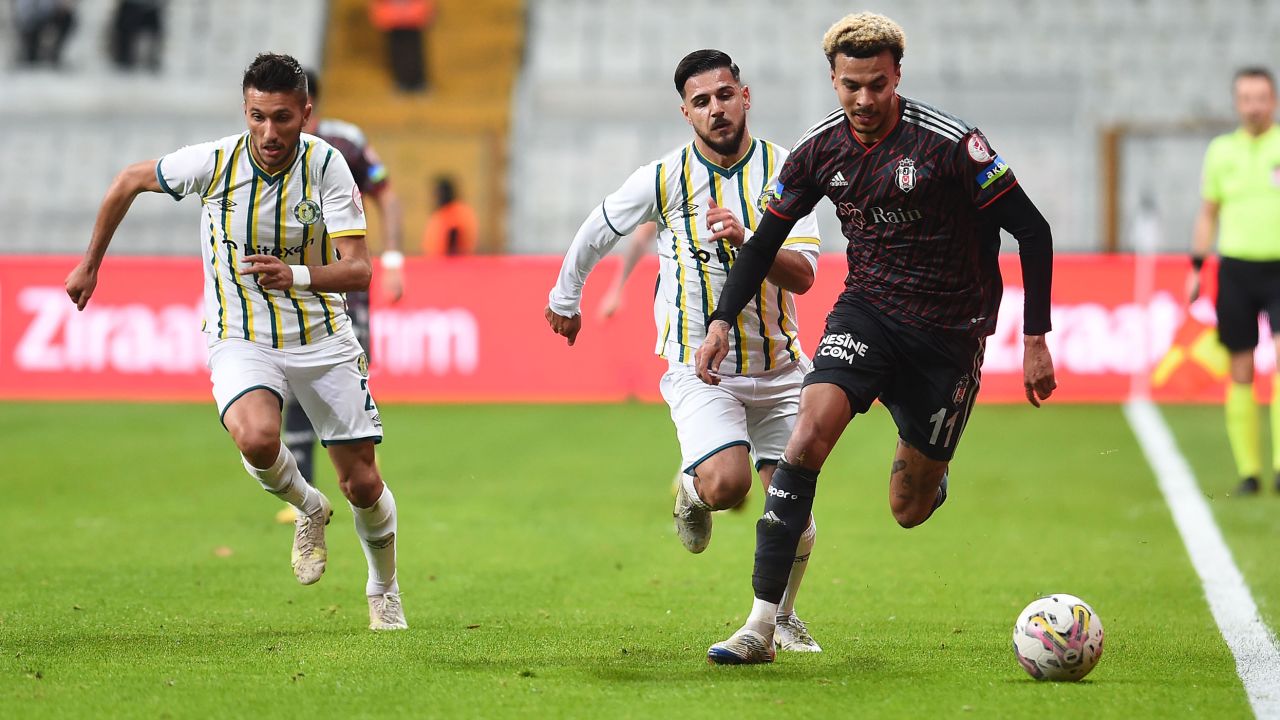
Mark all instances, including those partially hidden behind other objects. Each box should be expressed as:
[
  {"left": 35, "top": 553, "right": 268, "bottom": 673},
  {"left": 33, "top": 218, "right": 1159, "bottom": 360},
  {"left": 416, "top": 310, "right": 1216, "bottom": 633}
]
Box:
[{"left": 1012, "top": 594, "right": 1104, "bottom": 681}]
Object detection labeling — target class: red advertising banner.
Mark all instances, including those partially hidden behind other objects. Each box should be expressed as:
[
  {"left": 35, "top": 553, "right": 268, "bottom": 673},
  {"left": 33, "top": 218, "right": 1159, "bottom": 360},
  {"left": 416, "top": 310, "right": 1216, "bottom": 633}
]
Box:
[{"left": 0, "top": 254, "right": 1244, "bottom": 404}]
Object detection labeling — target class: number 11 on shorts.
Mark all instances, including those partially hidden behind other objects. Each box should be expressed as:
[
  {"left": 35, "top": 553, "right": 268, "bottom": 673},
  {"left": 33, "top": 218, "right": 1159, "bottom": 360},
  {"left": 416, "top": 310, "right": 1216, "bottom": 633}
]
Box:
[{"left": 928, "top": 407, "right": 959, "bottom": 448}]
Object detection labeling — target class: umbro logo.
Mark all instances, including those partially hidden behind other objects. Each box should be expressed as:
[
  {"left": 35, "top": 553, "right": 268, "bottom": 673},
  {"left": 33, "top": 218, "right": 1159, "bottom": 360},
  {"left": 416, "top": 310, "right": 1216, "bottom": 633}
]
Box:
[
  {"left": 216, "top": 199, "right": 237, "bottom": 210},
  {"left": 829, "top": 171, "right": 849, "bottom": 187},
  {"left": 677, "top": 201, "right": 698, "bottom": 218}
]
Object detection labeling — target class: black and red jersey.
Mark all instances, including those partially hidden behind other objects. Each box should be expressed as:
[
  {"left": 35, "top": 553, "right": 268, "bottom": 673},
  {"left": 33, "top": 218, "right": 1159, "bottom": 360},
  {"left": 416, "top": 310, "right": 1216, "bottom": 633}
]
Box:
[
  {"left": 769, "top": 96, "right": 1018, "bottom": 337},
  {"left": 316, "top": 118, "right": 390, "bottom": 198}
]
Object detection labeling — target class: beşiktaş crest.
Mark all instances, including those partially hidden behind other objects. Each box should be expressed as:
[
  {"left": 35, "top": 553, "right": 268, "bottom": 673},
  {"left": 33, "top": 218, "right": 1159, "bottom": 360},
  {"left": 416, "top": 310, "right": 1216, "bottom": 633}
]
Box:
[
  {"left": 293, "top": 199, "right": 321, "bottom": 225},
  {"left": 895, "top": 158, "right": 917, "bottom": 192}
]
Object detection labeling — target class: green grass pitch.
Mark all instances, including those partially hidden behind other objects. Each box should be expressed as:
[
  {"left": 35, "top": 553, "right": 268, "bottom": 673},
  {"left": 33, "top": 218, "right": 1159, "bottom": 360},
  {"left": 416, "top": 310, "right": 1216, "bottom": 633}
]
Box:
[{"left": 0, "top": 401, "right": 1274, "bottom": 718}]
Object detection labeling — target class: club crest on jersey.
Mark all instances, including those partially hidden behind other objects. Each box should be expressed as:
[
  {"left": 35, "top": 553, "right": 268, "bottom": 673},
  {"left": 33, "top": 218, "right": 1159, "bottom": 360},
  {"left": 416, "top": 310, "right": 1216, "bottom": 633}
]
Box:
[
  {"left": 293, "top": 199, "right": 321, "bottom": 225},
  {"left": 895, "top": 159, "right": 917, "bottom": 192},
  {"left": 967, "top": 135, "right": 993, "bottom": 163},
  {"left": 952, "top": 374, "right": 971, "bottom": 405},
  {"left": 757, "top": 179, "right": 781, "bottom": 214},
  {"left": 356, "top": 353, "right": 370, "bottom": 377}
]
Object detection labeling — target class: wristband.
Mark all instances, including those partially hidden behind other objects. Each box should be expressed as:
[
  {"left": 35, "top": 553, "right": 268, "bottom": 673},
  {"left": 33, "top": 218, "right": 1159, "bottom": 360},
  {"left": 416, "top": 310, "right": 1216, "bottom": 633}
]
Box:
[
  {"left": 381, "top": 250, "right": 404, "bottom": 270},
  {"left": 1190, "top": 255, "right": 1206, "bottom": 272},
  {"left": 290, "top": 265, "right": 311, "bottom": 290}
]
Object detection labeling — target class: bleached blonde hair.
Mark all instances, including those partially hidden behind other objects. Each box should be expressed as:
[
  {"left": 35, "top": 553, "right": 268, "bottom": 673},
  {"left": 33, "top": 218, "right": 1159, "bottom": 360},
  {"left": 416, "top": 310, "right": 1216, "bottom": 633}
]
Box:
[{"left": 822, "top": 12, "right": 906, "bottom": 68}]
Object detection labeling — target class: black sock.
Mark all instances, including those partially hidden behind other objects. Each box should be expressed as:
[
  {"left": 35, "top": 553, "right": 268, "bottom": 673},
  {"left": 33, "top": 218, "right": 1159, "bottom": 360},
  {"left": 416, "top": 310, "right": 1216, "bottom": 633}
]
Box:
[
  {"left": 753, "top": 460, "right": 818, "bottom": 603},
  {"left": 924, "top": 471, "right": 948, "bottom": 521},
  {"left": 282, "top": 399, "right": 317, "bottom": 487}
]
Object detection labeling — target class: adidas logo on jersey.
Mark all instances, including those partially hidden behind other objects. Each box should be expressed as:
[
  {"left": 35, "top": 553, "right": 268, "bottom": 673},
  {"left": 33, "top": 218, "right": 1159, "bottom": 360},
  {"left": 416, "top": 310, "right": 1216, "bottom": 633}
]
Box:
[{"left": 829, "top": 171, "right": 849, "bottom": 187}]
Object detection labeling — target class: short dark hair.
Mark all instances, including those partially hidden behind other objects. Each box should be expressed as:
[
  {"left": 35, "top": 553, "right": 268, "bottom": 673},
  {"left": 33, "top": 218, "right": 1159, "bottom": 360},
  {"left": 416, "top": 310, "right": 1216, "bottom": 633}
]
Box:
[
  {"left": 303, "top": 68, "right": 321, "bottom": 101},
  {"left": 1234, "top": 66, "right": 1275, "bottom": 91},
  {"left": 673, "top": 49, "right": 740, "bottom": 97},
  {"left": 242, "top": 53, "right": 308, "bottom": 97}
]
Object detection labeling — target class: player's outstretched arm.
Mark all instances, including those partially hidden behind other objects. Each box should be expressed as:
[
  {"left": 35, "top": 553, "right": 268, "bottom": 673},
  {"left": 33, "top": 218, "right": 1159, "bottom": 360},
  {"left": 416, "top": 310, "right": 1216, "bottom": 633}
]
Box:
[
  {"left": 986, "top": 183, "right": 1057, "bottom": 406},
  {"left": 545, "top": 206, "right": 634, "bottom": 346},
  {"left": 695, "top": 209, "right": 798, "bottom": 384},
  {"left": 240, "top": 235, "right": 372, "bottom": 293},
  {"left": 66, "top": 160, "right": 163, "bottom": 310},
  {"left": 707, "top": 208, "right": 795, "bottom": 326}
]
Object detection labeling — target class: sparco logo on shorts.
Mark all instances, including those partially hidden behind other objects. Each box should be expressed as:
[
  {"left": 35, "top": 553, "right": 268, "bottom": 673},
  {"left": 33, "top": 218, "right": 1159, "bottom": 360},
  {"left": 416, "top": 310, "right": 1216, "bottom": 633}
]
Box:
[
  {"left": 837, "top": 204, "right": 923, "bottom": 230},
  {"left": 817, "top": 332, "right": 868, "bottom": 363}
]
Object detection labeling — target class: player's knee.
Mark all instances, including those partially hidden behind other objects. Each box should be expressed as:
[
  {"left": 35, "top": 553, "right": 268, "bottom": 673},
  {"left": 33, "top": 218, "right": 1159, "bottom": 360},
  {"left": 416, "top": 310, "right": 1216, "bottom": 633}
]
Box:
[
  {"left": 337, "top": 462, "right": 382, "bottom": 507},
  {"left": 891, "top": 501, "right": 931, "bottom": 529},
  {"left": 232, "top": 425, "right": 280, "bottom": 467},
  {"left": 696, "top": 468, "right": 752, "bottom": 509},
  {"left": 784, "top": 426, "right": 833, "bottom": 469}
]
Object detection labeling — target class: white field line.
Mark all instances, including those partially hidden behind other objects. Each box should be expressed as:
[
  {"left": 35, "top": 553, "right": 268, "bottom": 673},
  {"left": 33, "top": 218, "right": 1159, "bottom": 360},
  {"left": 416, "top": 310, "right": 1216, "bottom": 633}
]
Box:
[{"left": 1124, "top": 399, "right": 1280, "bottom": 718}]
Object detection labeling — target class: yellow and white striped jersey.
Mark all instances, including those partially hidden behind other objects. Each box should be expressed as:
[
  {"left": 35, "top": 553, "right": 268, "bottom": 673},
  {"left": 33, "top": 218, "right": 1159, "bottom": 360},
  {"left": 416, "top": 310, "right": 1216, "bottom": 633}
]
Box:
[
  {"left": 158, "top": 132, "right": 366, "bottom": 348},
  {"left": 549, "top": 137, "right": 821, "bottom": 375}
]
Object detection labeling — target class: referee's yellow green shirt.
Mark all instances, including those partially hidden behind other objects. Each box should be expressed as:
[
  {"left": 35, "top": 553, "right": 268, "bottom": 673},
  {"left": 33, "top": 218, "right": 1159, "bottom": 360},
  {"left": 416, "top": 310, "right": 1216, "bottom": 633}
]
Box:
[{"left": 1201, "top": 124, "right": 1280, "bottom": 261}]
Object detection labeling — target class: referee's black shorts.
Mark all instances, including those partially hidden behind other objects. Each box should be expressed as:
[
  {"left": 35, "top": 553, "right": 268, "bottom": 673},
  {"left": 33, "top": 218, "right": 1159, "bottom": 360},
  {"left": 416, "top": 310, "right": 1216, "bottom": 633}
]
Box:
[{"left": 1216, "top": 257, "right": 1280, "bottom": 352}]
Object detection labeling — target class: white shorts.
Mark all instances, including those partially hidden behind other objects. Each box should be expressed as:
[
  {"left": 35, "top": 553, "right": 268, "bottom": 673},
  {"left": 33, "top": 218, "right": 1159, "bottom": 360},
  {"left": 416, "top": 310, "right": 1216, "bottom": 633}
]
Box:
[
  {"left": 207, "top": 326, "right": 383, "bottom": 447},
  {"left": 659, "top": 358, "right": 808, "bottom": 474}
]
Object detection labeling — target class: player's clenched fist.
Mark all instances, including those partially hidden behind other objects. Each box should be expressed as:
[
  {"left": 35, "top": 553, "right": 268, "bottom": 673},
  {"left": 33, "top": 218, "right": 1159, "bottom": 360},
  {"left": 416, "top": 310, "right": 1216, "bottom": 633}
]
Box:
[
  {"left": 694, "top": 320, "right": 731, "bottom": 385},
  {"left": 1022, "top": 334, "right": 1057, "bottom": 408},
  {"left": 543, "top": 306, "right": 582, "bottom": 346},
  {"left": 64, "top": 261, "right": 98, "bottom": 311},
  {"left": 239, "top": 254, "right": 294, "bottom": 290},
  {"left": 706, "top": 197, "right": 746, "bottom": 247}
]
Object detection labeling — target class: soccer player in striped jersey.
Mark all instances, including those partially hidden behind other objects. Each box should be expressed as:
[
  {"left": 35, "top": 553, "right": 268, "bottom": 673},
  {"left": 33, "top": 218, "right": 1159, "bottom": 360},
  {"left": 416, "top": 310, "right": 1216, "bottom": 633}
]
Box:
[
  {"left": 545, "top": 50, "right": 824, "bottom": 653},
  {"left": 64, "top": 53, "right": 406, "bottom": 632},
  {"left": 274, "top": 68, "right": 407, "bottom": 525},
  {"left": 697, "top": 13, "right": 1056, "bottom": 664}
]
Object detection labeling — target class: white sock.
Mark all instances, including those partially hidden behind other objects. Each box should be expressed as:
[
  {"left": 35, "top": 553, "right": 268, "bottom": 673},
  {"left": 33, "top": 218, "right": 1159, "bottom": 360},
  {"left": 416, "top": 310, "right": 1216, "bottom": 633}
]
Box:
[
  {"left": 745, "top": 597, "right": 779, "bottom": 636},
  {"left": 351, "top": 485, "right": 398, "bottom": 597},
  {"left": 243, "top": 444, "right": 322, "bottom": 515},
  {"left": 680, "top": 472, "right": 712, "bottom": 510},
  {"left": 778, "top": 517, "right": 816, "bottom": 618}
]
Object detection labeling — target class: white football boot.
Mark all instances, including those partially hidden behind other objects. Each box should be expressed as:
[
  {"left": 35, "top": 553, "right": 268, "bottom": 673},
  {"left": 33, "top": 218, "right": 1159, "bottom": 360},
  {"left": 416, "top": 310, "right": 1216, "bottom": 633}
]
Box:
[
  {"left": 673, "top": 480, "right": 712, "bottom": 553},
  {"left": 291, "top": 492, "right": 332, "bottom": 585},
  {"left": 368, "top": 592, "right": 408, "bottom": 631},
  {"left": 774, "top": 614, "right": 822, "bottom": 652}
]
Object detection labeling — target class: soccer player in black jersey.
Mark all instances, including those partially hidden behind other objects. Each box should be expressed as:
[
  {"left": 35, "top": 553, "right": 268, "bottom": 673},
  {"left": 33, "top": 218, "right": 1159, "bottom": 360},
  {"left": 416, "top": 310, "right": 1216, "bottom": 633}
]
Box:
[{"left": 695, "top": 12, "right": 1057, "bottom": 664}]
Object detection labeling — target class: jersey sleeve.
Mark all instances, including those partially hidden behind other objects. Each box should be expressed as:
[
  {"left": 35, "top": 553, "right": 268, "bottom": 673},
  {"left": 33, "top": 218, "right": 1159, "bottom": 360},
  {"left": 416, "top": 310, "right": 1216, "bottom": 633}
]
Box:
[
  {"left": 319, "top": 146, "right": 367, "bottom": 239},
  {"left": 1200, "top": 139, "right": 1224, "bottom": 203},
  {"left": 780, "top": 207, "right": 822, "bottom": 271},
  {"left": 156, "top": 141, "right": 220, "bottom": 201},
  {"left": 363, "top": 144, "right": 391, "bottom": 195},
  {"left": 599, "top": 163, "right": 661, "bottom": 235},
  {"left": 547, "top": 164, "right": 659, "bottom": 317},
  {"left": 958, "top": 128, "right": 1018, "bottom": 209},
  {"left": 768, "top": 144, "right": 824, "bottom": 221}
]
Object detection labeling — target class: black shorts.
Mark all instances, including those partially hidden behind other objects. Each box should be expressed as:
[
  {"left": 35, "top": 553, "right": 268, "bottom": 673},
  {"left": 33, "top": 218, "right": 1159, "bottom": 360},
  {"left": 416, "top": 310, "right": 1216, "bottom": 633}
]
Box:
[
  {"left": 804, "top": 299, "right": 985, "bottom": 462},
  {"left": 1216, "top": 257, "right": 1280, "bottom": 352},
  {"left": 346, "top": 290, "right": 371, "bottom": 359}
]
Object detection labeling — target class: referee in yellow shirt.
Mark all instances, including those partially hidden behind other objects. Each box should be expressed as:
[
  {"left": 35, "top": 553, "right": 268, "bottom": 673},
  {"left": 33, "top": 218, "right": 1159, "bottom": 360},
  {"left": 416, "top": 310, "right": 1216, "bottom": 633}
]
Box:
[{"left": 1189, "top": 67, "right": 1280, "bottom": 495}]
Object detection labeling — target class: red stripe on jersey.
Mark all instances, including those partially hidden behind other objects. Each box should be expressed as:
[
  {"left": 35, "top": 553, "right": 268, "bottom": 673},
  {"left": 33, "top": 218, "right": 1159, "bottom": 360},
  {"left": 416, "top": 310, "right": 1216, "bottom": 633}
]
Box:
[{"left": 978, "top": 179, "right": 1019, "bottom": 210}]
